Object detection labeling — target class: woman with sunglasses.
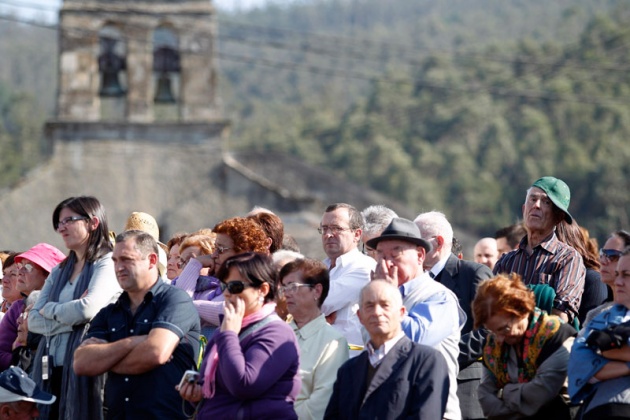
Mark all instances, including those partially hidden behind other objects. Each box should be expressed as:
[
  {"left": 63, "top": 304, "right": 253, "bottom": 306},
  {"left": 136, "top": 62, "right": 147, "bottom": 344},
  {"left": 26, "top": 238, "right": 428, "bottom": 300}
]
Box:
[
  {"left": 279, "top": 258, "right": 348, "bottom": 420},
  {"left": 581, "top": 230, "right": 630, "bottom": 327},
  {"left": 179, "top": 252, "right": 300, "bottom": 419},
  {"left": 474, "top": 273, "right": 577, "bottom": 419},
  {"left": 28, "top": 196, "right": 122, "bottom": 420},
  {"left": 175, "top": 218, "right": 269, "bottom": 341},
  {"left": 569, "top": 247, "right": 630, "bottom": 419}
]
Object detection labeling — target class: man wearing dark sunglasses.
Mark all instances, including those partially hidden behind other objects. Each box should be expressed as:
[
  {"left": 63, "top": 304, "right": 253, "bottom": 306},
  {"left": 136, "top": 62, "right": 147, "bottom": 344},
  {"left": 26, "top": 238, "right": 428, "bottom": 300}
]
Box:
[{"left": 494, "top": 176, "right": 586, "bottom": 324}]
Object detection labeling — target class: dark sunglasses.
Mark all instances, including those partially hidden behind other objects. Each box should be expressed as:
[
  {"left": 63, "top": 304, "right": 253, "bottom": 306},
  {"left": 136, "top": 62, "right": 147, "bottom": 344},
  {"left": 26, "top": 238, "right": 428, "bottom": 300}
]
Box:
[
  {"left": 220, "top": 280, "right": 254, "bottom": 294},
  {"left": 600, "top": 248, "right": 622, "bottom": 262}
]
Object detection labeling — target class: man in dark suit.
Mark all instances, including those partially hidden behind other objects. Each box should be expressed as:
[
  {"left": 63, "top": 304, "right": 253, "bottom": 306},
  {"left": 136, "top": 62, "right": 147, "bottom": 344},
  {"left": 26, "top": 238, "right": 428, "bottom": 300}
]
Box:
[
  {"left": 324, "top": 280, "right": 449, "bottom": 420},
  {"left": 415, "top": 211, "right": 493, "bottom": 420}
]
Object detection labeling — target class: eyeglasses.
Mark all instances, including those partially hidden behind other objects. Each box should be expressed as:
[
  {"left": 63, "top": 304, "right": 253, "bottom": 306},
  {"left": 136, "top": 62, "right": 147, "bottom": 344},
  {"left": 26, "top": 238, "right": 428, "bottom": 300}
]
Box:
[
  {"left": 57, "top": 216, "right": 88, "bottom": 228},
  {"left": 318, "top": 225, "right": 353, "bottom": 235},
  {"left": 220, "top": 280, "right": 254, "bottom": 294},
  {"left": 17, "top": 263, "right": 37, "bottom": 273},
  {"left": 279, "top": 282, "right": 314, "bottom": 295},
  {"left": 600, "top": 248, "right": 622, "bottom": 263},
  {"left": 214, "top": 246, "right": 232, "bottom": 255}
]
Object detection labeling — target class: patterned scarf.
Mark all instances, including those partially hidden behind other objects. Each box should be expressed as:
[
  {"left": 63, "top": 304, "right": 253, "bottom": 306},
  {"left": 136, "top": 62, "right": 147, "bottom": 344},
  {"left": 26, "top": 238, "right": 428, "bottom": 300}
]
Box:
[
  {"left": 202, "top": 302, "right": 277, "bottom": 398},
  {"left": 483, "top": 308, "right": 562, "bottom": 388}
]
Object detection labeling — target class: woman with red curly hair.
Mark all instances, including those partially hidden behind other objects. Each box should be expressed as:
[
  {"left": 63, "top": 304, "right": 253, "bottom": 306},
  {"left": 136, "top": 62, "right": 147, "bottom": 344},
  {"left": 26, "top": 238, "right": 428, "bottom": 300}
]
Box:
[
  {"left": 176, "top": 218, "right": 268, "bottom": 340},
  {"left": 473, "top": 273, "right": 576, "bottom": 419}
]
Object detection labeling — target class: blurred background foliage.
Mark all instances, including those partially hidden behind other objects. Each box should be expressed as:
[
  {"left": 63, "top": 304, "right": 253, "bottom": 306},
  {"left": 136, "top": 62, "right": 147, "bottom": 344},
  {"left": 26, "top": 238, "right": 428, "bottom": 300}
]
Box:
[{"left": 0, "top": 0, "right": 628, "bottom": 240}]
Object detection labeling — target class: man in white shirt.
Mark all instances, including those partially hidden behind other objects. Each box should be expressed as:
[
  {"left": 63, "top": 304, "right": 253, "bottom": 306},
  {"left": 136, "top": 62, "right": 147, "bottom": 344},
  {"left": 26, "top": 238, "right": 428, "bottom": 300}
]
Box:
[{"left": 320, "top": 203, "right": 376, "bottom": 354}]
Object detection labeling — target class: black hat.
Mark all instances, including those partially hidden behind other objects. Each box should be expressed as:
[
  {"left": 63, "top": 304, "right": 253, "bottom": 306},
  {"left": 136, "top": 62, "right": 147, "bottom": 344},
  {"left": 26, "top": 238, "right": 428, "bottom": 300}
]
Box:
[
  {"left": 366, "top": 218, "right": 432, "bottom": 253},
  {"left": 0, "top": 366, "right": 56, "bottom": 404}
]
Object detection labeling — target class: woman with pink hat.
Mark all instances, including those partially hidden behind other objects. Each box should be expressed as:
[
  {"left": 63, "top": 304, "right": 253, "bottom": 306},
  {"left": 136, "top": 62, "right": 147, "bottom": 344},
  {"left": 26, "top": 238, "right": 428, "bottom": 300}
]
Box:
[
  {"left": 28, "top": 196, "right": 121, "bottom": 420},
  {"left": 0, "top": 243, "right": 66, "bottom": 372}
]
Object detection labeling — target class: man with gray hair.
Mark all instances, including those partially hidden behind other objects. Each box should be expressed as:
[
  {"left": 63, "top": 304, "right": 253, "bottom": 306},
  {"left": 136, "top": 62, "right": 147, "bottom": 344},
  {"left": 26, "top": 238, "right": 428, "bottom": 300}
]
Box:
[
  {"left": 415, "top": 211, "right": 493, "bottom": 420},
  {"left": 360, "top": 205, "right": 398, "bottom": 260},
  {"left": 493, "top": 176, "right": 585, "bottom": 323}
]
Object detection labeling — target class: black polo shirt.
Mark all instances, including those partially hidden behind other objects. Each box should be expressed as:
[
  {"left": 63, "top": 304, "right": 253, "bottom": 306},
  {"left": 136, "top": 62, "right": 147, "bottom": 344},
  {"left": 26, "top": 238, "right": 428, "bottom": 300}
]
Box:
[{"left": 85, "top": 280, "right": 200, "bottom": 420}]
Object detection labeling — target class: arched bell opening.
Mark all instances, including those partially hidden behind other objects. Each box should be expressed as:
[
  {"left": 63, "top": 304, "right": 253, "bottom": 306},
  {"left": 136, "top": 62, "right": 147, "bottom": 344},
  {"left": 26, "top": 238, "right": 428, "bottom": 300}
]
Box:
[
  {"left": 98, "top": 25, "right": 127, "bottom": 120},
  {"left": 153, "top": 25, "right": 180, "bottom": 121}
]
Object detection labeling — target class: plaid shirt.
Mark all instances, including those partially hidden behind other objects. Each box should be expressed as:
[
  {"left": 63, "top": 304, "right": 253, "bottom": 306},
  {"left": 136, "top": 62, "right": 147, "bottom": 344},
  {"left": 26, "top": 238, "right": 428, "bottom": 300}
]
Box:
[{"left": 493, "top": 231, "right": 585, "bottom": 319}]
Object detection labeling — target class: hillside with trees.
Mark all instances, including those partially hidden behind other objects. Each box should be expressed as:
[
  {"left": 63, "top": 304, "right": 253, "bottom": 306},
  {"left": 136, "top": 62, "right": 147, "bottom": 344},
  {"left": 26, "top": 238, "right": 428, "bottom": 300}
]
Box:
[{"left": 0, "top": 0, "right": 628, "bottom": 239}]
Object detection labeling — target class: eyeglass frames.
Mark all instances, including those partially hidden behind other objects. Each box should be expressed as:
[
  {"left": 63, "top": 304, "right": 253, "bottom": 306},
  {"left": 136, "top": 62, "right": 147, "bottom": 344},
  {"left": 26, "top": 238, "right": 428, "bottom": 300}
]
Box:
[
  {"left": 220, "top": 280, "right": 254, "bottom": 294},
  {"left": 600, "top": 248, "right": 622, "bottom": 263},
  {"left": 278, "top": 282, "right": 314, "bottom": 295},
  {"left": 57, "top": 216, "right": 88, "bottom": 229}
]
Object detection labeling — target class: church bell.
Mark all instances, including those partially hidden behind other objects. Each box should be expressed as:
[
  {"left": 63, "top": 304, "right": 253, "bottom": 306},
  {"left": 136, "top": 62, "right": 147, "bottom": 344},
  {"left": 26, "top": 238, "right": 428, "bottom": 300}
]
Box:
[{"left": 154, "top": 74, "right": 176, "bottom": 103}]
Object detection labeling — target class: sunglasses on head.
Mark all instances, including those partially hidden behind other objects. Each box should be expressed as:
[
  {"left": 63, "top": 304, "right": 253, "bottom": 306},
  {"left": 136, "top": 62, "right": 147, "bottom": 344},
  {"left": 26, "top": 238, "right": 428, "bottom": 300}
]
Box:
[
  {"left": 600, "top": 248, "right": 622, "bottom": 262},
  {"left": 220, "top": 280, "right": 254, "bottom": 294}
]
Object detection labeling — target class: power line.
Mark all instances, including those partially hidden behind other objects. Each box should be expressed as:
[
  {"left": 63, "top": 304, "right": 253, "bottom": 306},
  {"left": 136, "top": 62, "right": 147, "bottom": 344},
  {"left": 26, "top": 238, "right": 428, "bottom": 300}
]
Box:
[{"left": 1, "top": 12, "right": 629, "bottom": 107}]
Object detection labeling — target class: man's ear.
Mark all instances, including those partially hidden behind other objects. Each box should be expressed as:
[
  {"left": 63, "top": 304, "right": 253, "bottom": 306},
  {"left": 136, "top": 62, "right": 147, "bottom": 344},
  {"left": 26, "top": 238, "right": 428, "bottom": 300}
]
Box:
[
  {"left": 147, "top": 252, "right": 158, "bottom": 267},
  {"left": 353, "top": 228, "right": 363, "bottom": 244},
  {"left": 400, "top": 305, "right": 406, "bottom": 317},
  {"left": 435, "top": 235, "right": 445, "bottom": 250}
]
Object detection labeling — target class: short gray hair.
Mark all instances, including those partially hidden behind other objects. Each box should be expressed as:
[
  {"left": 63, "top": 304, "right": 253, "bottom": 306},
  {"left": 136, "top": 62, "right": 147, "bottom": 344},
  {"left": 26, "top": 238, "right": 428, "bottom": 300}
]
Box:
[
  {"left": 414, "top": 211, "right": 453, "bottom": 252},
  {"left": 361, "top": 205, "right": 398, "bottom": 236}
]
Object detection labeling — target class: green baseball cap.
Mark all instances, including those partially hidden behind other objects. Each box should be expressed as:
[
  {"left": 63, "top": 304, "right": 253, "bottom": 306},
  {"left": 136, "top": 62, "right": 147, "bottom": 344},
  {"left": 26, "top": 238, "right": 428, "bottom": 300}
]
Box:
[{"left": 531, "top": 176, "right": 573, "bottom": 224}]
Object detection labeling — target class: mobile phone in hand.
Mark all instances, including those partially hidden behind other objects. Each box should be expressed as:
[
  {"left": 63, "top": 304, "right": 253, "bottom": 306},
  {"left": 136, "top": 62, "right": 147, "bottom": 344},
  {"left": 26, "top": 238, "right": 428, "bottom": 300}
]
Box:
[{"left": 178, "top": 370, "right": 200, "bottom": 389}]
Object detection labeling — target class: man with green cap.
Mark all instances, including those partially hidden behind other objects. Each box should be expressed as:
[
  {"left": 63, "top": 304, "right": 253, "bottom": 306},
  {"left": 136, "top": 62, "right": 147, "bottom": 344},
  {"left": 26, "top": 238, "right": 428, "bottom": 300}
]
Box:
[{"left": 493, "top": 176, "right": 585, "bottom": 323}]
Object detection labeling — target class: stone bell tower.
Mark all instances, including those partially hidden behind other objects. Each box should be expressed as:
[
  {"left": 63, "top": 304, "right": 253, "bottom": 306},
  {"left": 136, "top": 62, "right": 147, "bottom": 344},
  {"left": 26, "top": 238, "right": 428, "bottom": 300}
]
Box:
[{"left": 55, "top": 0, "right": 220, "bottom": 122}]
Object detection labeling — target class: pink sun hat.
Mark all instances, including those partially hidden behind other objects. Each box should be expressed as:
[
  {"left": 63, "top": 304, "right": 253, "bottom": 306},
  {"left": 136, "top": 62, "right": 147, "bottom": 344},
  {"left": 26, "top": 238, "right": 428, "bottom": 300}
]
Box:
[{"left": 15, "top": 243, "right": 66, "bottom": 273}]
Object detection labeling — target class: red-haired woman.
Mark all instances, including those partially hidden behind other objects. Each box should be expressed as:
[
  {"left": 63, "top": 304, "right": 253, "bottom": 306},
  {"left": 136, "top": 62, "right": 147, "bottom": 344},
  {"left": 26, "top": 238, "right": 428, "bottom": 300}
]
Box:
[{"left": 473, "top": 273, "right": 576, "bottom": 419}]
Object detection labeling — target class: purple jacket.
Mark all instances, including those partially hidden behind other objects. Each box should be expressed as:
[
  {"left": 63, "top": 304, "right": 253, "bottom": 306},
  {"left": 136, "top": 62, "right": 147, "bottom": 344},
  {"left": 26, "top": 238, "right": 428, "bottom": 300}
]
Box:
[
  {"left": 0, "top": 300, "right": 25, "bottom": 370},
  {"left": 196, "top": 317, "right": 301, "bottom": 419}
]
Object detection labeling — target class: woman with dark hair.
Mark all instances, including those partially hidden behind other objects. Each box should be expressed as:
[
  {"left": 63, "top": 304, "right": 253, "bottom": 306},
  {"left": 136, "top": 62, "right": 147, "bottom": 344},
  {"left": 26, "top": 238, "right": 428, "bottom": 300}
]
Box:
[
  {"left": 581, "top": 230, "right": 630, "bottom": 326},
  {"left": 474, "top": 273, "right": 577, "bottom": 419},
  {"left": 29, "top": 196, "right": 121, "bottom": 420},
  {"left": 179, "top": 252, "right": 300, "bottom": 419},
  {"left": 279, "top": 258, "right": 348, "bottom": 420},
  {"left": 556, "top": 220, "right": 608, "bottom": 326}
]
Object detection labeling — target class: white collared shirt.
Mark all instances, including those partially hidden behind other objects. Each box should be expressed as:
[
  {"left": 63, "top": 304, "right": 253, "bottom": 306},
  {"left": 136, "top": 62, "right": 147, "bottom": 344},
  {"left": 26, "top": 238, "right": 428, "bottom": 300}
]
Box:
[
  {"left": 429, "top": 254, "right": 449, "bottom": 279},
  {"left": 322, "top": 248, "right": 375, "bottom": 355},
  {"left": 366, "top": 331, "right": 406, "bottom": 367}
]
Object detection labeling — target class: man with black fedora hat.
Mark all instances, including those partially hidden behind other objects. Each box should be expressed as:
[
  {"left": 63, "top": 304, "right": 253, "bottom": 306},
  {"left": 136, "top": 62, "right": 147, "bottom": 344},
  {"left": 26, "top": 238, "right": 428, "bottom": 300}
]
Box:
[
  {"left": 0, "top": 366, "right": 55, "bottom": 419},
  {"left": 368, "top": 217, "right": 466, "bottom": 420},
  {"left": 494, "top": 176, "right": 585, "bottom": 323}
]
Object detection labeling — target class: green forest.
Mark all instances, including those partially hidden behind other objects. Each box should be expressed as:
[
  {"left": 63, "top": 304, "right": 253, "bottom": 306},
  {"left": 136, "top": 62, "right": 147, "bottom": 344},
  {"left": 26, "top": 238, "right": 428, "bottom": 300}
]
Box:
[{"left": 0, "top": 0, "right": 629, "bottom": 240}]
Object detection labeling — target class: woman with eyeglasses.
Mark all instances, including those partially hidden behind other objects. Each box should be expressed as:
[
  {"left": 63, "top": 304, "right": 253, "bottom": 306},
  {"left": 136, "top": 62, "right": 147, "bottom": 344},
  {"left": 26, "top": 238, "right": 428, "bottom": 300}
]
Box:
[
  {"left": 279, "top": 258, "right": 348, "bottom": 420},
  {"left": 166, "top": 232, "right": 187, "bottom": 281},
  {"left": 179, "top": 252, "right": 301, "bottom": 419},
  {"left": 581, "top": 230, "right": 630, "bottom": 327},
  {"left": 569, "top": 246, "right": 630, "bottom": 419},
  {"left": 0, "top": 244, "right": 65, "bottom": 373},
  {"left": 1, "top": 253, "right": 23, "bottom": 316},
  {"left": 28, "top": 196, "right": 122, "bottom": 420},
  {"left": 175, "top": 218, "right": 269, "bottom": 341},
  {"left": 474, "top": 273, "right": 577, "bottom": 419},
  {"left": 171, "top": 233, "right": 220, "bottom": 339}
]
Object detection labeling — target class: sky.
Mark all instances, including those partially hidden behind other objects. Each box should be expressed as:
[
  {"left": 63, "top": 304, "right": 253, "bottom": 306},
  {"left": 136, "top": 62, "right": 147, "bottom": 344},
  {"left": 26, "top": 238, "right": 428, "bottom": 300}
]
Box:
[{"left": 0, "top": 0, "right": 292, "bottom": 23}]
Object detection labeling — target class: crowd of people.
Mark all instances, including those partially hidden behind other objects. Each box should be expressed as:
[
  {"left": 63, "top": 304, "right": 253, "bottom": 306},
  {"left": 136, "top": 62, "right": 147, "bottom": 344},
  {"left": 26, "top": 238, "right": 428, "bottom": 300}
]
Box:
[{"left": 0, "top": 175, "right": 628, "bottom": 419}]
